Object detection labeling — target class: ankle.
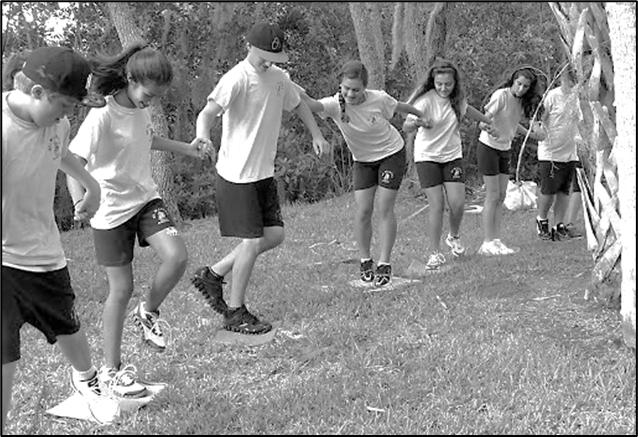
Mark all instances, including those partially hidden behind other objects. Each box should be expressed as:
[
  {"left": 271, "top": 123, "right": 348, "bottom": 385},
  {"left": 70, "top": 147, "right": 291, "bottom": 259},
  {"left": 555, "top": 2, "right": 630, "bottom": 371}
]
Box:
[{"left": 74, "top": 366, "right": 97, "bottom": 381}]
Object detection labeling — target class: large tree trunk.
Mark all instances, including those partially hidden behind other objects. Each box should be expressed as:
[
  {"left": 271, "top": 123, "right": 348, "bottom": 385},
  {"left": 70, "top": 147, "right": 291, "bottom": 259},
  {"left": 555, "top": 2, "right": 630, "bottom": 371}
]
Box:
[
  {"left": 607, "top": 2, "right": 636, "bottom": 349},
  {"left": 105, "top": 2, "right": 183, "bottom": 223},
  {"left": 348, "top": 2, "right": 385, "bottom": 89}
]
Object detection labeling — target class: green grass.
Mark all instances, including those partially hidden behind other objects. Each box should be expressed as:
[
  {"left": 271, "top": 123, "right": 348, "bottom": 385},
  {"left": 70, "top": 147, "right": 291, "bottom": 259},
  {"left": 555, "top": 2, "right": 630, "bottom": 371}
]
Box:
[{"left": 5, "top": 190, "right": 636, "bottom": 435}]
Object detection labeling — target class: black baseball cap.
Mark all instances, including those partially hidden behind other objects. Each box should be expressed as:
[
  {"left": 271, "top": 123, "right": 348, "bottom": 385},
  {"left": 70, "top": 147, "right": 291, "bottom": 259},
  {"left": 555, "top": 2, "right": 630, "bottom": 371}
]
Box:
[
  {"left": 246, "top": 22, "right": 289, "bottom": 63},
  {"left": 22, "top": 46, "right": 105, "bottom": 107}
]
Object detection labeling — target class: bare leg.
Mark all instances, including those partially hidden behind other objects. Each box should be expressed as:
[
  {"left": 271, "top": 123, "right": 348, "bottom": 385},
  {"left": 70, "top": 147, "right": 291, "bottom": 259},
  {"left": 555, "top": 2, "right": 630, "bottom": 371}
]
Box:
[
  {"left": 144, "top": 229, "right": 188, "bottom": 312},
  {"left": 353, "top": 187, "right": 376, "bottom": 261},
  {"left": 375, "top": 187, "right": 399, "bottom": 264},
  {"left": 424, "top": 185, "right": 445, "bottom": 253},
  {"left": 103, "top": 264, "right": 134, "bottom": 369}
]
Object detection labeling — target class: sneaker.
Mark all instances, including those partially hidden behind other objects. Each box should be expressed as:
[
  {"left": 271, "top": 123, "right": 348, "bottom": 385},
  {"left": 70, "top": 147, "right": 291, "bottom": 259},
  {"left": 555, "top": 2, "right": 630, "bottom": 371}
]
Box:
[
  {"left": 445, "top": 234, "right": 466, "bottom": 257},
  {"left": 99, "top": 364, "right": 150, "bottom": 399},
  {"left": 360, "top": 259, "right": 374, "bottom": 283},
  {"left": 131, "top": 302, "right": 170, "bottom": 351},
  {"left": 71, "top": 370, "right": 120, "bottom": 424},
  {"left": 375, "top": 264, "right": 392, "bottom": 287},
  {"left": 477, "top": 241, "right": 501, "bottom": 256},
  {"left": 191, "top": 266, "right": 229, "bottom": 315},
  {"left": 535, "top": 218, "right": 552, "bottom": 241},
  {"left": 224, "top": 305, "right": 272, "bottom": 335},
  {"left": 493, "top": 239, "right": 520, "bottom": 254},
  {"left": 426, "top": 252, "right": 446, "bottom": 270},
  {"left": 555, "top": 222, "right": 583, "bottom": 240}
]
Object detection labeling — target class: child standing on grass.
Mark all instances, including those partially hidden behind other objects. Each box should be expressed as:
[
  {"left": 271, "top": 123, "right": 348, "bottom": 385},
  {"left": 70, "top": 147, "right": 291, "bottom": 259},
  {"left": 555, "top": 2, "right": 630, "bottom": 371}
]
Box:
[
  {"left": 476, "top": 66, "right": 546, "bottom": 256},
  {"left": 403, "top": 59, "right": 498, "bottom": 271},
  {"left": 191, "top": 22, "right": 330, "bottom": 335},
  {"left": 300, "top": 60, "right": 427, "bottom": 286},
  {"left": 66, "top": 42, "right": 211, "bottom": 398},
  {"left": 535, "top": 66, "right": 583, "bottom": 241},
  {"left": 2, "top": 46, "right": 118, "bottom": 430}
]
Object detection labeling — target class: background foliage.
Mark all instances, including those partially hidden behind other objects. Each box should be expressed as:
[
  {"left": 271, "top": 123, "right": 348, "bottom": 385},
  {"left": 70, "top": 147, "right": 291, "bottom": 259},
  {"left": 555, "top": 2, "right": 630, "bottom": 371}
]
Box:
[{"left": 2, "top": 1, "right": 563, "bottom": 228}]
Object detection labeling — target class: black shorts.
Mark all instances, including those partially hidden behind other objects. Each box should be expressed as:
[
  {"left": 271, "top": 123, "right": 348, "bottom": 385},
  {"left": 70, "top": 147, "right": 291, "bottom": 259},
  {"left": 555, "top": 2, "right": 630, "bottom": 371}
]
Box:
[
  {"left": 92, "top": 198, "right": 178, "bottom": 266},
  {"left": 538, "top": 161, "right": 575, "bottom": 196},
  {"left": 353, "top": 147, "right": 406, "bottom": 191},
  {"left": 416, "top": 158, "right": 465, "bottom": 189},
  {"left": 477, "top": 142, "right": 511, "bottom": 176},
  {"left": 2, "top": 265, "right": 82, "bottom": 364},
  {"left": 216, "top": 175, "right": 284, "bottom": 238}
]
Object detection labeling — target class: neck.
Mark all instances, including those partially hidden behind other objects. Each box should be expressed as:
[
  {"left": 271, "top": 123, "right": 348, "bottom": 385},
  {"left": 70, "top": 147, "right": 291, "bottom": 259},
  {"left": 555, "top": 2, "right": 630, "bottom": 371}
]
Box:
[{"left": 115, "top": 88, "right": 135, "bottom": 108}]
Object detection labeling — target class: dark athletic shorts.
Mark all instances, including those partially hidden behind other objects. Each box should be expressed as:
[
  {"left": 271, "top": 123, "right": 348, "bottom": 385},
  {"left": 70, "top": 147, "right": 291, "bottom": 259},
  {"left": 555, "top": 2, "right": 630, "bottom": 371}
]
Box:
[
  {"left": 416, "top": 158, "right": 465, "bottom": 189},
  {"left": 538, "top": 160, "right": 575, "bottom": 196},
  {"left": 216, "top": 175, "right": 284, "bottom": 238},
  {"left": 477, "top": 141, "right": 510, "bottom": 176},
  {"left": 92, "top": 198, "right": 177, "bottom": 267},
  {"left": 2, "top": 265, "right": 82, "bottom": 364},
  {"left": 353, "top": 147, "right": 406, "bottom": 191}
]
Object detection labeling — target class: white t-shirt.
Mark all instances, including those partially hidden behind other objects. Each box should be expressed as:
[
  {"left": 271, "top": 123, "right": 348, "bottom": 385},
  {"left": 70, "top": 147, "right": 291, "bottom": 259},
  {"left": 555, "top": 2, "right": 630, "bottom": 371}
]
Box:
[
  {"left": 318, "top": 90, "right": 403, "bottom": 162},
  {"left": 538, "top": 86, "right": 578, "bottom": 162},
  {"left": 209, "top": 60, "right": 301, "bottom": 183},
  {"left": 69, "top": 95, "right": 159, "bottom": 230},
  {"left": 2, "top": 92, "right": 69, "bottom": 271},
  {"left": 407, "top": 89, "right": 468, "bottom": 163},
  {"left": 479, "top": 88, "right": 524, "bottom": 151}
]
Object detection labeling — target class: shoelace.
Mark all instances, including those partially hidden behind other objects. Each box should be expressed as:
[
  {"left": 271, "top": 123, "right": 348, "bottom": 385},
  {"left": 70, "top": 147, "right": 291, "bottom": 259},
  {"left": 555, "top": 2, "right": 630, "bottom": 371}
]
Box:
[
  {"left": 109, "top": 364, "right": 140, "bottom": 388},
  {"left": 143, "top": 311, "right": 173, "bottom": 346}
]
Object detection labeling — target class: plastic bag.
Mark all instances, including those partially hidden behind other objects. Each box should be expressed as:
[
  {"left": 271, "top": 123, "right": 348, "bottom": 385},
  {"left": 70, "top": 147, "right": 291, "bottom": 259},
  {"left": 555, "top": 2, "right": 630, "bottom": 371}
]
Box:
[{"left": 504, "top": 180, "right": 537, "bottom": 210}]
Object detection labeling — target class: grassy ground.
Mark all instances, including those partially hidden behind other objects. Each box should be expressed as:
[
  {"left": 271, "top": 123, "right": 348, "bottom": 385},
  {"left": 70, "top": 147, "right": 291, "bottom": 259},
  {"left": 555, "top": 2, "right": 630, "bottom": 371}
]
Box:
[{"left": 4, "top": 189, "right": 636, "bottom": 435}]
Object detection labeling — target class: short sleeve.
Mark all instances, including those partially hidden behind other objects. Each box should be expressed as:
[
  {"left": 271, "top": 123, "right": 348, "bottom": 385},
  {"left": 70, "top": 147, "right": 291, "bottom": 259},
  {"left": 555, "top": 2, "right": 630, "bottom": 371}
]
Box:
[
  {"left": 318, "top": 94, "right": 341, "bottom": 121},
  {"left": 378, "top": 90, "right": 399, "bottom": 119},
  {"left": 210, "top": 72, "right": 242, "bottom": 112},
  {"left": 281, "top": 73, "right": 301, "bottom": 112},
  {"left": 69, "top": 108, "right": 107, "bottom": 159},
  {"left": 484, "top": 89, "right": 506, "bottom": 116},
  {"left": 406, "top": 95, "right": 428, "bottom": 121}
]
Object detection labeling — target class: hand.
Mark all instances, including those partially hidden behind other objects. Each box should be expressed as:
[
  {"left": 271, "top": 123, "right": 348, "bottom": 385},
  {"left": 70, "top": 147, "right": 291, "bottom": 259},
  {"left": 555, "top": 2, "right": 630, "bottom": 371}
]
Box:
[
  {"left": 194, "top": 137, "right": 216, "bottom": 163},
  {"left": 73, "top": 188, "right": 101, "bottom": 222},
  {"left": 530, "top": 122, "right": 547, "bottom": 141},
  {"left": 416, "top": 117, "right": 433, "bottom": 129},
  {"left": 479, "top": 121, "right": 500, "bottom": 139},
  {"left": 313, "top": 134, "right": 332, "bottom": 157}
]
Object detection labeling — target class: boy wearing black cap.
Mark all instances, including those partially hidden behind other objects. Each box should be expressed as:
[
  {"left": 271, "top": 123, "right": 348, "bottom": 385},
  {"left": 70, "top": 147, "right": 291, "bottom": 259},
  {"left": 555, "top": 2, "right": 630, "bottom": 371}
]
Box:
[
  {"left": 2, "top": 46, "right": 117, "bottom": 429},
  {"left": 192, "top": 22, "right": 331, "bottom": 335}
]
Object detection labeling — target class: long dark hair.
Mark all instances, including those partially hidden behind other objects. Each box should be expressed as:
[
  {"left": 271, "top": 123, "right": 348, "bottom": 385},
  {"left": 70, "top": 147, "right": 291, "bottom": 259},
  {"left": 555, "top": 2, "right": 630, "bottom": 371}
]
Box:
[
  {"left": 406, "top": 58, "right": 466, "bottom": 122},
  {"left": 89, "top": 41, "right": 173, "bottom": 96},
  {"left": 337, "top": 60, "right": 368, "bottom": 123},
  {"left": 485, "top": 66, "right": 545, "bottom": 119}
]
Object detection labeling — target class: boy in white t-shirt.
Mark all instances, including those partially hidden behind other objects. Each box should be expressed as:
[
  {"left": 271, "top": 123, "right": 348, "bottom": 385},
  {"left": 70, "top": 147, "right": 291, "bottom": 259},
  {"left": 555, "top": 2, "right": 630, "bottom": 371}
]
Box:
[
  {"left": 535, "top": 66, "right": 583, "bottom": 241},
  {"left": 2, "top": 46, "right": 118, "bottom": 430},
  {"left": 192, "top": 22, "right": 331, "bottom": 335}
]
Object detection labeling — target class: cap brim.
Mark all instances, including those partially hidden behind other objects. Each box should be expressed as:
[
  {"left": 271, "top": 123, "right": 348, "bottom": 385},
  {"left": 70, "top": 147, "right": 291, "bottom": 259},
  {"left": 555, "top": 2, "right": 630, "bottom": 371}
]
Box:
[{"left": 251, "top": 46, "right": 289, "bottom": 63}]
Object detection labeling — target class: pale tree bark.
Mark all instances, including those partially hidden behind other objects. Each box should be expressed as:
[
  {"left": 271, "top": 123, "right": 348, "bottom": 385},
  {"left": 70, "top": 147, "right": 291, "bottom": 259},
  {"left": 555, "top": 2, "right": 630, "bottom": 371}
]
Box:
[
  {"left": 348, "top": 2, "right": 385, "bottom": 89},
  {"left": 607, "top": 2, "right": 636, "bottom": 349},
  {"left": 105, "top": 1, "right": 183, "bottom": 223},
  {"left": 424, "top": 2, "right": 451, "bottom": 67}
]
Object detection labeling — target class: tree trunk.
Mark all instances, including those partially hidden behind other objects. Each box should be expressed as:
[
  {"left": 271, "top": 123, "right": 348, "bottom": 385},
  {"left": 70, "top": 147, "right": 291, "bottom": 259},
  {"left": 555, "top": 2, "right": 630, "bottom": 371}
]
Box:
[
  {"left": 105, "top": 1, "right": 183, "bottom": 223},
  {"left": 607, "top": 2, "right": 636, "bottom": 349},
  {"left": 424, "top": 2, "right": 451, "bottom": 66},
  {"left": 348, "top": 2, "right": 385, "bottom": 89}
]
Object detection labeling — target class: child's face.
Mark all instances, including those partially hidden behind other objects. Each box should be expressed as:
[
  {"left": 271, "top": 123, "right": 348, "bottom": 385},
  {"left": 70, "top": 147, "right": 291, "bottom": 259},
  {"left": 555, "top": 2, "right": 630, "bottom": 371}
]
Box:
[
  {"left": 433, "top": 73, "right": 455, "bottom": 99},
  {"left": 247, "top": 47, "right": 274, "bottom": 73},
  {"left": 30, "top": 87, "right": 78, "bottom": 127},
  {"left": 510, "top": 75, "right": 532, "bottom": 98},
  {"left": 340, "top": 77, "right": 366, "bottom": 105},
  {"left": 127, "top": 81, "right": 168, "bottom": 109}
]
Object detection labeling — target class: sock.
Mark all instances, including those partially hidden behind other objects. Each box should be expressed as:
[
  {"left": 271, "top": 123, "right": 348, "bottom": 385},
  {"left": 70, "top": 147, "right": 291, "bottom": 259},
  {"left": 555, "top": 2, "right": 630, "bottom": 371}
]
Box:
[
  {"left": 361, "top": 258, "right": 372, "bottom": 263},
  {"left": 377, "top": 262, "right": 390, "bottom": 267},
  {"left": 208, "top": 267, "right": 224, "bottom": 280},
  {"left": 74, "top": 366, "right": 97, "bottom": 381},
  {"left": 537, "top": 216, "right": 548, "bottom": 222}
]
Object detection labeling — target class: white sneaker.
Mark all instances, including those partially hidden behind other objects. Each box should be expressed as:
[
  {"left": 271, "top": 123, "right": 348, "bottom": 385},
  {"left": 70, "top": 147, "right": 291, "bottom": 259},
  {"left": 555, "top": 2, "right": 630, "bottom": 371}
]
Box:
[
  {"left": 493, "top": 239, "right": 520, "bottom": 254},
  {"left": 445, "top": 234, "right": 466, "bottom": 257},
  {"left": 99, "top": 364, "right": 150, "bottom": 399},
  {"left": 71, "top": 370, "right": 120, "bottom": 424},
  {"left": 131, "top": 301, "right": 170, "bottom": 351},
  {"left": 477, "top": 241, "right": 501, "bottom": 256},
  {"left": 426, "top": 252, "right": 446, "bottom": 270}
]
